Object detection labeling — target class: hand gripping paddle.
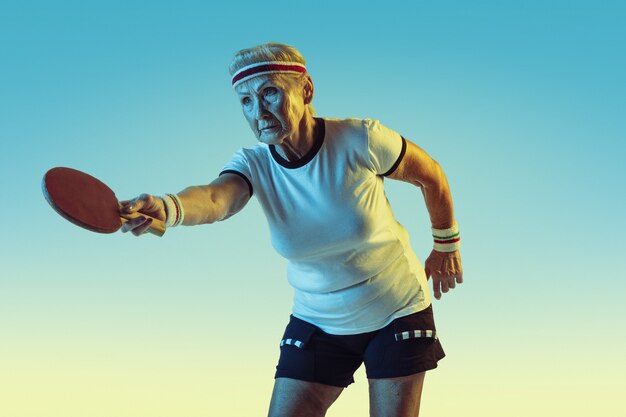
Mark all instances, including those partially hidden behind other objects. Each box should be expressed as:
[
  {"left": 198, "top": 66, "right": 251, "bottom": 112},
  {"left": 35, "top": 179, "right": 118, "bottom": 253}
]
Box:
[{"left": 42, "top": 167, "right": 166, "bottom": 236}]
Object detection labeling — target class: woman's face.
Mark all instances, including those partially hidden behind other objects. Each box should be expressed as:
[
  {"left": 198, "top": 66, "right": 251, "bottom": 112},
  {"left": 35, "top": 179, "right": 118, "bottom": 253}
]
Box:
[{"left": 235, "top": 75, "right": 308, "bottom": 145}]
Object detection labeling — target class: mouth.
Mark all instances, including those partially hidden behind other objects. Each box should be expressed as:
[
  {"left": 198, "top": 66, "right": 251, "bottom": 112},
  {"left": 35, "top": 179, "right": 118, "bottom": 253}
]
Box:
[{"left": 260, "top": 124, "right": 280, "bottom": 133}]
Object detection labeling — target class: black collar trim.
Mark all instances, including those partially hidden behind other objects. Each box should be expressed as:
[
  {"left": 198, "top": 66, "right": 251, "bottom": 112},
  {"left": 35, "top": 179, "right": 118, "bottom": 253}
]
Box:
[{"left": 269, "top": 118, "right": 325, "bottom": 169}]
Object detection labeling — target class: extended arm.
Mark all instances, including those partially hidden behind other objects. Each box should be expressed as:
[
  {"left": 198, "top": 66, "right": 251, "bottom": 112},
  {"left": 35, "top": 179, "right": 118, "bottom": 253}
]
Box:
[
  {"left": 120, "top": 173, "right": 251, "bottom": 235},
  {"left": 387, "top": 138, "right": 463, "bottom": 299},
  {"left": 178, "top": 174, "right": 251, "bottom": 225}
]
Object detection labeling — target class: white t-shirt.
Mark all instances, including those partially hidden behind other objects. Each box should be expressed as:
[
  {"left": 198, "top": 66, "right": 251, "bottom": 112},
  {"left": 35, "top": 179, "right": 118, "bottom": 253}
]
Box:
[{"left": 221, "top": 117, "right": 431, "bottom": 335}]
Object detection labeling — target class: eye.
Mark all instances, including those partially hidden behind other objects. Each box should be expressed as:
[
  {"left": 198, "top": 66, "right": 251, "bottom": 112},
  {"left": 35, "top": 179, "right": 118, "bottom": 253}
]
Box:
[
  {"left": 264, "top": 87, "right": 278, "bottom": 96},
  {"left": 241, "top": 96, "right": 251, "bottom": 105}
]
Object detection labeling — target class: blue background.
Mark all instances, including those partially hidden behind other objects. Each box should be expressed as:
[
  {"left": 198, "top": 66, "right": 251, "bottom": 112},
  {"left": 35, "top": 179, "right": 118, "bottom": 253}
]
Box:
[{"left": 1, "top": 1, "right": 624, "bottom": 415}]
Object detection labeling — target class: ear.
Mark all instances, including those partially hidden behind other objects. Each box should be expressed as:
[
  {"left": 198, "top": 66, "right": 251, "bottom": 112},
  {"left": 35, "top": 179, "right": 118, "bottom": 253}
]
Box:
[{"left": 303, "top": 75, "right": 314, "bottom": 104}]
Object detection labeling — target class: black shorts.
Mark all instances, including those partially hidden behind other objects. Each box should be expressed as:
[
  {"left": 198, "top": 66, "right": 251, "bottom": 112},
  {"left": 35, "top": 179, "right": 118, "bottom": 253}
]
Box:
[{"left": 274, "top": 305, "right": 446, "bottom": 388}]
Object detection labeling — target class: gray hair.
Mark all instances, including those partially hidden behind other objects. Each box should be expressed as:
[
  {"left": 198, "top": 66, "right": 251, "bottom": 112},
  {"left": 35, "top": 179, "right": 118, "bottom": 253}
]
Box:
[{"left": 229, "top": 43, "right": 315, "bottom": 114}]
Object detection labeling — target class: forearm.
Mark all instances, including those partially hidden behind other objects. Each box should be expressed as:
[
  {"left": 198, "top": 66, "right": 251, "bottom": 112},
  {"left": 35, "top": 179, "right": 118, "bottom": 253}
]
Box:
[
  {"left": 177, "top": 185, "right": 226, "bottom": 226},
  {"left": 420, "top": 163, "right": 456, "bottom": 229}
]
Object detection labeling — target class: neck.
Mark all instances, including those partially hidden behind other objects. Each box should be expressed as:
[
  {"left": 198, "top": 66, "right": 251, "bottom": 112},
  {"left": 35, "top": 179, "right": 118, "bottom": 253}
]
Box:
[{"left": 275, "top": 111, "right": 317, "bottom": 162}]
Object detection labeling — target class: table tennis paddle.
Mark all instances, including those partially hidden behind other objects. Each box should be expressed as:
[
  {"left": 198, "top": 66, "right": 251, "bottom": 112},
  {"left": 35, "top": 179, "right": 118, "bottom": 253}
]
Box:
[{"left": 42, "top": 167, "right": 166, "bottom": 236}]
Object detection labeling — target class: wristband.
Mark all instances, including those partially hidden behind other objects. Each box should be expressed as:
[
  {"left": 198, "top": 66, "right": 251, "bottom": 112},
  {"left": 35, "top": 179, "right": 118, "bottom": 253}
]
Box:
[
  {"left": 432, "top": 222, "right": 460, "bottom": 252},
  {"left": 161, "top": 194, "right": 184, "bottom": 227}
]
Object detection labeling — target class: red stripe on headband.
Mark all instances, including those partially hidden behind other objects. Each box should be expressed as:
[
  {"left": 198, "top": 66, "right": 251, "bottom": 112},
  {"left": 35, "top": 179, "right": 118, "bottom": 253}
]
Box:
[{"left": 232, "top": 63, "right": 306, "bottom": 86}]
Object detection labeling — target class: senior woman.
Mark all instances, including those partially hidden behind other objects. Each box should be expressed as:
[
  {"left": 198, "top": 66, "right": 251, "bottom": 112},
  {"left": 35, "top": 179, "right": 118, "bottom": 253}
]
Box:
[{"left": 121, "top": 42, "right": 463, "bottom": 417}]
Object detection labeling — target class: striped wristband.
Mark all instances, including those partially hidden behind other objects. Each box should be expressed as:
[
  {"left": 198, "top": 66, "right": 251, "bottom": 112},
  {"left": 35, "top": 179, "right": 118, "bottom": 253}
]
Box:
[
  {"left": 161, "top": 194, "right": 184, "bottom": 227},
  {"left": 432, "top": 222, "right": 460, "bottom": 252}
]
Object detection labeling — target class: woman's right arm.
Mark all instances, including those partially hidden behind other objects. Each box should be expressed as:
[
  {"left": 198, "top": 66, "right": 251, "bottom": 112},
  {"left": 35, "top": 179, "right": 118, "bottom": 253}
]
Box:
[
  {"left": 178, "top": 173, "right": 251, "bottom": 224},
  {"left": 120, "top": 173, "right": 251, "bottom": 235}
]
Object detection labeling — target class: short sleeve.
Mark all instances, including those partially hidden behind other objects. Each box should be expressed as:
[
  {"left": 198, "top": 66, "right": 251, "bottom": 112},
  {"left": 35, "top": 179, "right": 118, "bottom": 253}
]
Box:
[
  {"left": 220, "top": 148, "right": 254, "bottom": 197},
  {"left": 366, "top": 119, "right": 407, "bottom": 176}
]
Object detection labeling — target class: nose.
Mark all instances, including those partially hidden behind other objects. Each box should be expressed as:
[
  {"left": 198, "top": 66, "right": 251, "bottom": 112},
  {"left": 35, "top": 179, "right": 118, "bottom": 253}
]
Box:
[{"left": 252, "top": 98, "right": 270, "bottom": 120}]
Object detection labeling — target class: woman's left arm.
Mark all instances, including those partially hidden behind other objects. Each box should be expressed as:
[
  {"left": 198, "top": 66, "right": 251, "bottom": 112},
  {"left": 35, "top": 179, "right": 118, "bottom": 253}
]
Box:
[{"left": 387, "top": 138, "right": 463, "bottom": 300}]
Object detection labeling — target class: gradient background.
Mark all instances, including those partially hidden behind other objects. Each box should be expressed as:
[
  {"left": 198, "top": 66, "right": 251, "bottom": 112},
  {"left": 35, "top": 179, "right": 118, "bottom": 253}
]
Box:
[{"left": 2, "top": 1, "right": 624, "bottom": 416}]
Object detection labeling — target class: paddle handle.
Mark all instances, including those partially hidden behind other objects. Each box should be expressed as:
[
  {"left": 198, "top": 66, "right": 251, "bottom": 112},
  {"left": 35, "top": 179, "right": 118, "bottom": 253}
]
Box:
[{"left": 120, "top": 212, "right": 166, "bottom": 237}]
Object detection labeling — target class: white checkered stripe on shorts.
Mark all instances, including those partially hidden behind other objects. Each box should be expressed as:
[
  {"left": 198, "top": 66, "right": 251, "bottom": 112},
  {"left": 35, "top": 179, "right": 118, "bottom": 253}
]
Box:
[
  {"left": 280, "top": 338, "right": 304, "bottom": 348},
  {"left": 394, "top": 329, "right": 437, "bottom": 341}
]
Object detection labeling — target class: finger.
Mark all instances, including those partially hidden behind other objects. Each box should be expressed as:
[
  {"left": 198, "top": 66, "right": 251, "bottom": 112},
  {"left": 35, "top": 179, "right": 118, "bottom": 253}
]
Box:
[
  {"left": 440, "top": 275, "right": 450, "bottom": 294},
  {"left": 424, "top": 266, "right": 431, "bottom": 280},
  {"left": 121, "top": 215, "right": 147, "bottom": 233},
  {"left": 432, "top": 276, "right": 442, "bottom": 300},
  {"left": 120, "top": 198, "right": 142, "bottom": 214},
  {"left": 456, "top": 271, "right": 464, "bottom": 284},
  {"left": 448, "top": 276, "right": 456, "bottom": 289},
  {"left": 131, "top": 217, "right": 153, "bottom": 236},
  {"left": 120, "top": 194, "right": 151, "bottom": 214}
]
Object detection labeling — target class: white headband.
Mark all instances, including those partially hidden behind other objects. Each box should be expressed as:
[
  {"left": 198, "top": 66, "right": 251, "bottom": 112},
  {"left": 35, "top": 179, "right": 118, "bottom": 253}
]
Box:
[{"left": 232, "top": 61, "right": 307, "bottom": 88}]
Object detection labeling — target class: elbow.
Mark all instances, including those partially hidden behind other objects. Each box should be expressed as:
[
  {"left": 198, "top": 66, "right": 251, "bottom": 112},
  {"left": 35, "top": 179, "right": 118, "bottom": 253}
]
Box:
[
  {"left": 186, "top": 186, "right": 227, "bottom": 225},
  {"left": 421, "top": 160, "right": 448, "bottom": 191},
  {"left": 205, "top": 190, "right": 228, "bottom": 224}
]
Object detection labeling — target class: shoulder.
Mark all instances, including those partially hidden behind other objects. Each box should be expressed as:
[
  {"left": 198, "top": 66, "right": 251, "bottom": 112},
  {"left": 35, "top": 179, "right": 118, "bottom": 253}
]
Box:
[
  {"left": 321, "top": 117, "right": 396, "bottom": 152},
  {"left": 321, "top": 117, "right": 376, "bottom": 142},
  {"left": 238, "top": 142, "right": 269, "bottom": 157},
  {"left": 230, "top": 143, "right": 270, "bottom": 164},
  {"left": 322, "top": 116, "right": 371, "bottom": 130},
  {"left": 323, "top": 117, "right": 393, "bottom": 137},
  {"left": 222, "top": 143, "right": 272, "bottom": 179}
]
